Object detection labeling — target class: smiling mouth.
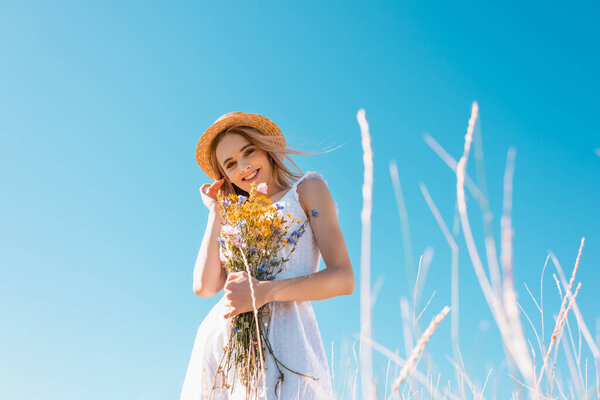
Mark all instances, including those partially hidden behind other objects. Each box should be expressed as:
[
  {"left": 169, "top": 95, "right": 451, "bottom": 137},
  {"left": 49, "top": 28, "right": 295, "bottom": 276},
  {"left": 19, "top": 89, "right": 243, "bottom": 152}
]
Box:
[{"left": 242, "top": 168, "right": 260, "bottom": 181}]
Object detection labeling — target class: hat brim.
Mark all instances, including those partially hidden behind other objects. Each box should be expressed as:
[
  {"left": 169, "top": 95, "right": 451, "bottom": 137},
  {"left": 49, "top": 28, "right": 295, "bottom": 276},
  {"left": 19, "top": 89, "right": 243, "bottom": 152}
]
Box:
[{"left": 196, "top": 112, "right": 286, "bottom": 180}]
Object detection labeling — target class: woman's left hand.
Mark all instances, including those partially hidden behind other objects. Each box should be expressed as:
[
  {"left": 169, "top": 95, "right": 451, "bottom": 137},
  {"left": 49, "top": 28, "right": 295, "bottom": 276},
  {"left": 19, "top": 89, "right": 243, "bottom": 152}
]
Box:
[{"left": 223, "top": 271, "right": 268, "bottom": 318}]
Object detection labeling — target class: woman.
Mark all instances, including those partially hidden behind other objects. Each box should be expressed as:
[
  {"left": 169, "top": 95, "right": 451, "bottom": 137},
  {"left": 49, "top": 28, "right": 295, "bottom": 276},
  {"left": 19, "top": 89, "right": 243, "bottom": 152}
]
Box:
[{"left": 180, "top": 112, "right": 354, "bottom": 400}]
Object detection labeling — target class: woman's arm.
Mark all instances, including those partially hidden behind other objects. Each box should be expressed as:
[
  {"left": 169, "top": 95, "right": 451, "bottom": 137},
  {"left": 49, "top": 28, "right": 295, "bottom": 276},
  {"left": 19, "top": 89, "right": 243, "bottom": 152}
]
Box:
[
  {"left": 193, "top": 180, "right": 228, "bottom": 297},
  {"left": 223, "top": 177, "right": 354, "bottom": 317},
  {"left": 265, "top": 177, "right": 354, "bottom": 300}
]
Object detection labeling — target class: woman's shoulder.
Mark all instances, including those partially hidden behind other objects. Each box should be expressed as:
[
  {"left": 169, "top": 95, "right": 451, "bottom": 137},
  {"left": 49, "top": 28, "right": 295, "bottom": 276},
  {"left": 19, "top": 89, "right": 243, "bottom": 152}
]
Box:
[
  {"left": 294, "top": 171, "right": 338, "bottom": 217},
  {"left": 295, "top": 171, "right": 328, "bottom": 196},
  {"left": 293, "top": 170, "right": 325, "bottom": 186},
  {"left": 296, "top": 172, "right": 327, "bottom": 193}
]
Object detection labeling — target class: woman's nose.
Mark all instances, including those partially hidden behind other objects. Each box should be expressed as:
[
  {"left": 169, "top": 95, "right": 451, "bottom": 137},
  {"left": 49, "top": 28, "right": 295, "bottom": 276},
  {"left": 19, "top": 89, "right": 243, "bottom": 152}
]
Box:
[{"left": 239, "top": 160, "right": 251, "bottom": 174}]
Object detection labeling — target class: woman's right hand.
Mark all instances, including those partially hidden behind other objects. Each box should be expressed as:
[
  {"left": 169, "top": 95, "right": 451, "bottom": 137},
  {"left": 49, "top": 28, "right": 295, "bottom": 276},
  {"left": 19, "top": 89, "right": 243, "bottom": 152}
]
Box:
[{"left": 199, "top": 179, "right": 225, "bottom": 212}]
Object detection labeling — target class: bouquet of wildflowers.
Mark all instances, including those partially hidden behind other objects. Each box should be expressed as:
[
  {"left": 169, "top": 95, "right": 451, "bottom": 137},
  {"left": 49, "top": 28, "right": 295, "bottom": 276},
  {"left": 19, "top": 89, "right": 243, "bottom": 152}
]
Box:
[{"left": 213, "top": 182, "right": 318, "bottom": 397}]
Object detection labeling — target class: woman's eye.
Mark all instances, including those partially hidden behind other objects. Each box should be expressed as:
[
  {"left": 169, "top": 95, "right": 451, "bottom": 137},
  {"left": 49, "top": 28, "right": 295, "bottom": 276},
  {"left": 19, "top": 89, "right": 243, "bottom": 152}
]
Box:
[
  {"left": 226, "top": 161, "right": 236, "bottom": 169},
  {"left": 244, "top": 148, "right": 255, "bottom": 156}
]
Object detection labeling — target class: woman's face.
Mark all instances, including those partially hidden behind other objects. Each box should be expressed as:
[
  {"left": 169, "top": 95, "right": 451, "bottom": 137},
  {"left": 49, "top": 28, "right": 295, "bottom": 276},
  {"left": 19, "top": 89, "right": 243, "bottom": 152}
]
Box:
[{"left": 215, "top": 133, "right": 275, "bottom": 194}]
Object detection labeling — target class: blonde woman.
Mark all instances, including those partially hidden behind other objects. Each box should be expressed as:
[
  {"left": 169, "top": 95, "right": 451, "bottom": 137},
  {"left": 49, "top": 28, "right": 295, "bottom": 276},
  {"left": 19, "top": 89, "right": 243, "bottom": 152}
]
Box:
[{"left": 180, "top": 112, "right": 354, "bottom": 399}]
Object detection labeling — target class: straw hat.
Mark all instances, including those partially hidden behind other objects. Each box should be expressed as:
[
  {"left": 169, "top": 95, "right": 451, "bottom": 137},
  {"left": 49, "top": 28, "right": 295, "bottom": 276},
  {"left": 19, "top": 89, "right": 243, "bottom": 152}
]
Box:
[{"left": 196, "top": 112, "right": 286, "bottom": 180}]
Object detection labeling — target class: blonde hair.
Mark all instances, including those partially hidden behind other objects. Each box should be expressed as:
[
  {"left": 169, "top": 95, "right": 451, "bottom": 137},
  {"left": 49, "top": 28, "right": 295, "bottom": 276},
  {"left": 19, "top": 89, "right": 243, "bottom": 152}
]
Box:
[{"left": 209, "top": 125, "right": 310, "bottom": 196}]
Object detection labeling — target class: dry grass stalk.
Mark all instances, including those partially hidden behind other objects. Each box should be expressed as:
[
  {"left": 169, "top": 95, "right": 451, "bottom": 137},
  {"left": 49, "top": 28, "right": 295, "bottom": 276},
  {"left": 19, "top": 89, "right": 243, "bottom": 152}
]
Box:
[
  {"left": 455, "top": 101, "right": 495, "bottom": 302},
  {"left": 550, "top": 249, "right": 600, "bottom": 360},
  {"left": 518, "top": 301, "right": 542, "bottom": 365},
  {"left": 390, "top": 159, "right": 416, "bottom": 286},
  {"left": 384, "top": 358, "right": 392, "bottom": 400},
  {"left": 415, "top": 248, "right": 434, "bottom": 312},
  {"left": 540, "top": 255, "right": 549, "bottom": 355},
  {"left": 560, "top": 324, "right": 583, "bottom": 398},
  {"left": 553, "top": 274, "right": 563, "bottom": 299},
  {"left": 585, "top": 358, "right": 588, "bottom": 400},
  {"left": 422, "top": 133, "right": 484, "bottom": 202},
  {"left": 415, "top": 290, "right": 436, "bottom": 326},
  {"left": 455, "top": 102, "right": 534, "bottom": 385},
  {"left": 357, "top": 108, "right": 376, "bottom": 399},
  {"left": 392, "top": 306, "right": 451, "bottom": 393},
  {"left": 419, "top": 183, "right": 458, "bottom": 253},
  {"left": 500, "top": 147, "right": 534, "bottom": 385},
  {"left": 535, "top": 241, "right": 585, "bottom": 389},
  {"left": 371, "top": 275, "right": 385, "bottom": 309},
  {"left": 564, "top": 317, "right": 584, "bottom": 391},
  {"left": 361, "top": 336, "right": 458, "bottom": 400},
  {"left": 480, "top": 369, "right": 493, "bottom": 400},
  {"left": 594, "top": 357, "right": 599, "bottom": 399},
  {"left": 472, "top": 116, "right": 503, "bottom": 299},
  {"left": 412, "top": 249, "right": 435, "bottom": 346},
  {"left": 535, "top": 282, "right": 582, "bottom": 394},
  {"left": 331, "top": 341, "right": 335, "bottom": 394},
  {"left": 446, "top": 356, "right": 478, "bottom": 399},
  {"left": 400, "top": 297, "right": 413, "bottom": 357},
  {"left": 419, "top": 183, "right": 460, "bottom": 353},
  {"left": 567, "top": 239, "right": 584, "bottom": 292}
]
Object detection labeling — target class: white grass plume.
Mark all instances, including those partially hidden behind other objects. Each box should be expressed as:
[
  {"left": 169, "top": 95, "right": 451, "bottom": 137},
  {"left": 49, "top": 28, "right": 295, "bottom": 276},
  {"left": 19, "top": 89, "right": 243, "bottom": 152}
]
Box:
[
  {"left": 357, "top": 108, "right": 376, "bottom": 399},
  {"left": 392, "top": 306, "right": 451, "bottom": 393},
  {"left": 456, "top": 102, "right": 534, "bottom": 385}
]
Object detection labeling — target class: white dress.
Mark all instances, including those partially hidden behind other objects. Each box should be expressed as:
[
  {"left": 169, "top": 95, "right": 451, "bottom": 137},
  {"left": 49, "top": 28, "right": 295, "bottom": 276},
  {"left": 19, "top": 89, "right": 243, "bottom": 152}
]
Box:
[{"left": 181, "top": 171, "right": 335, "bottom": 400}]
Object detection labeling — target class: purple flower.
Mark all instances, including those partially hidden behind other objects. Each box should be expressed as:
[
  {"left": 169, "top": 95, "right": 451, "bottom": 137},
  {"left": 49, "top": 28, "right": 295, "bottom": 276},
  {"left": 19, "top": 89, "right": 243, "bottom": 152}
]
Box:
[
  {"left": 233, "top": 328, "right": 239, "bottom": 333},
  {"left": 258, "top": 267, "right": 266, "bottom": 274},
  {"left": 310, "top": 209, "right": 318, "bottom": 217},
  {"left": 238, "top": 195, "right": 248, "bottom": 202},
  {"left": 287, "top": 236, "right": 297, "bottom": 245}
]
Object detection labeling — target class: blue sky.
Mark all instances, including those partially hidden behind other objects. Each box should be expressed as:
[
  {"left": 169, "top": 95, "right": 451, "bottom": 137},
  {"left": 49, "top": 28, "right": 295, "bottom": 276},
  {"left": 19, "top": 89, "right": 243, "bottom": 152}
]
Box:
[{"left": 1, "top": 1, "right": 599, "bottom": 398}]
